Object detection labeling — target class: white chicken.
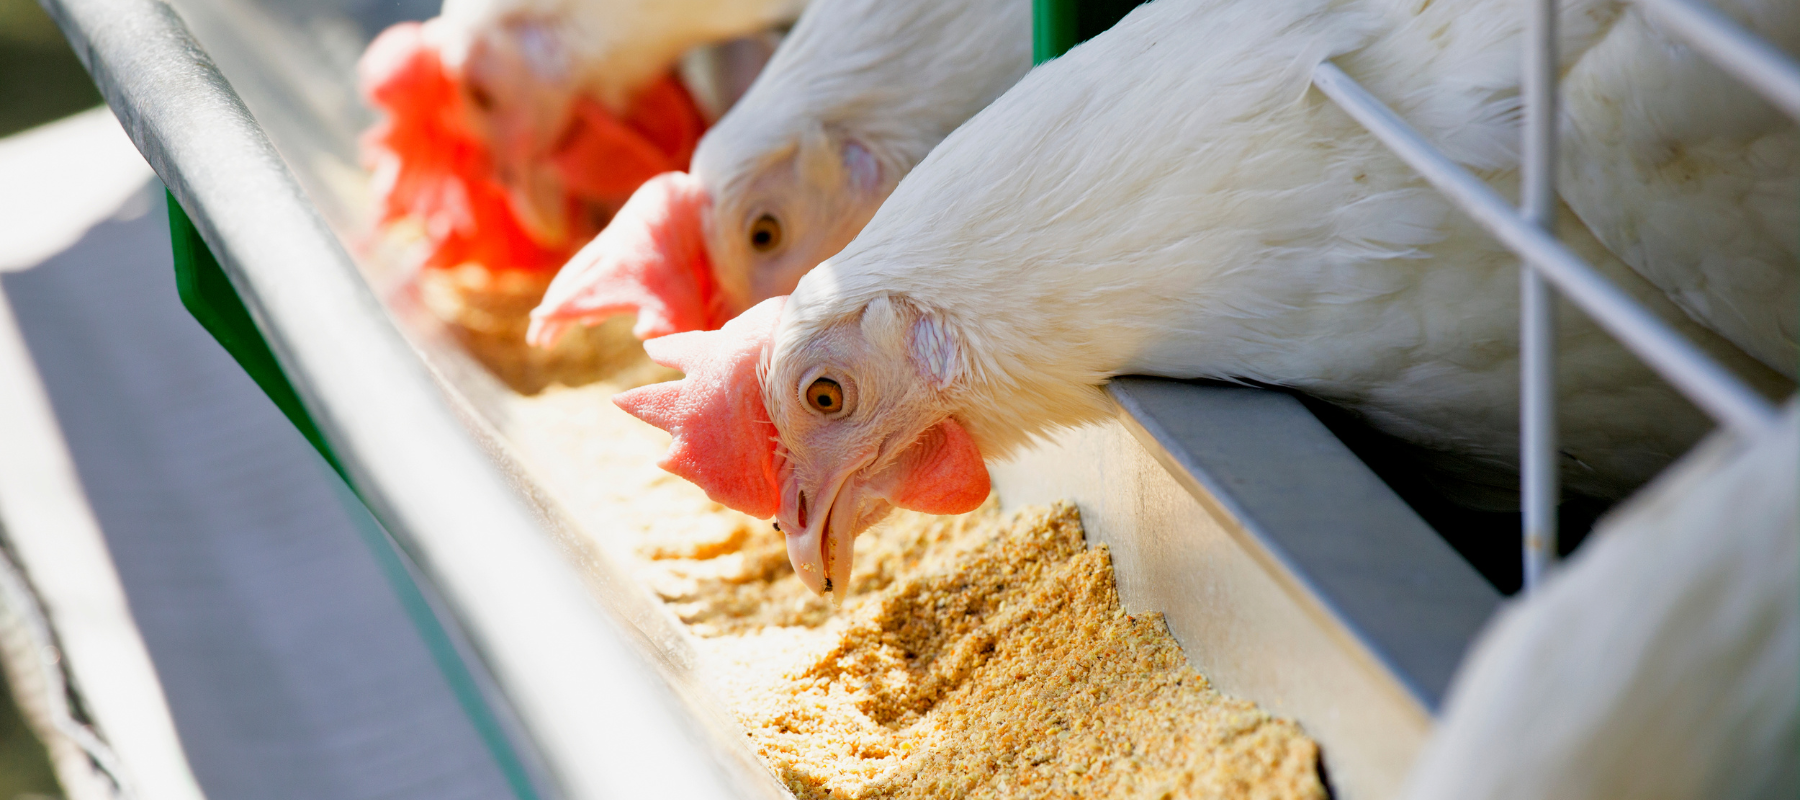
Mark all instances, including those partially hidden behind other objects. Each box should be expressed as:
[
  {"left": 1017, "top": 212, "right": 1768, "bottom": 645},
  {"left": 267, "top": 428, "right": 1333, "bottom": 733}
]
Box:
[
  {"left": 1402, "top": 401, "right": 1797, "bottom": 800},
  {"left": 612, "top": 0, "right": 1792, "bottom": 596},
  {"left": 524, "top": 0, "right": 1032, "bottom": 342},
  {"left": 1557, "top": 0, "right": 1800, "bottom": 378},
  {"left": 359, "top": 0, "right": 806, "bottom": 272}
]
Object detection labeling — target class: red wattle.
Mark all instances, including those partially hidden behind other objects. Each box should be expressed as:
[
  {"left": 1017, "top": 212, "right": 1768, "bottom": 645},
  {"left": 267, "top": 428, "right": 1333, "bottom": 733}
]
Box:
[
  {"left": 887, "top": 418, "right": 991, "bottom": 515},
  {"left": 359, "top": 22, "right": 568, "bottom": 273}
]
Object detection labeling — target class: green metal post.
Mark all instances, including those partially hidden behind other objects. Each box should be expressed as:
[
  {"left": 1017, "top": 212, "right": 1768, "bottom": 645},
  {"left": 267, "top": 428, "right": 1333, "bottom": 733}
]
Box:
[
  {"left": 1033, "top": 0, "right": 1079, "bottom": 64},
  {"left": 1033, "top": 0, "right": 1156, "bottom": 64}
]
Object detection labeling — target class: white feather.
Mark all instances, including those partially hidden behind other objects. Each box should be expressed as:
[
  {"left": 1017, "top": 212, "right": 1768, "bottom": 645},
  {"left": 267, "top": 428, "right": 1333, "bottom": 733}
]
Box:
[
  {"left": 689, "top": 0, "right": 1032, "bottom": 310},
  {"left": 435, "top": 0, "right": 809, "bottom": 109},
  {"left": 1403, "top": 401, "right": 1798, "bottom": 800},
  {"left": 1558, "top": 0, "right": 1800, "bottom": 378}
]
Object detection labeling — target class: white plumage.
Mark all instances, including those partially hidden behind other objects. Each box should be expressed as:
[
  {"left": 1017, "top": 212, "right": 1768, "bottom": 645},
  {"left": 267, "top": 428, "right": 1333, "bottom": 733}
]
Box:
[
  {"left": 1403, "top": 401, "right": 1798, "bottom": 800},
  {"left": 690, "top": 0, "right": 1032, "bottom": 310},
  {"left": 526, "top": 0, "right": 1032, "bottom": 342},
  {"left": 434, "top": 0, "right": 807, "bottom": 111},
  {"left": 1559, "top": 0, "right": 1800, "bottom": 378},
  {"left": 615, "top": 0, "right": 1794, "bottom": 596}
]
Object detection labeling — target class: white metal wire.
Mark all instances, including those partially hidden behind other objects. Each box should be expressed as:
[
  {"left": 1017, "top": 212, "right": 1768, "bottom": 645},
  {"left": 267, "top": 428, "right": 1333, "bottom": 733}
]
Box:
[
  {"left": 1519, "top": 0, "right": 1559, "bottom": 589},
  {"left": 1633, "top": 0, "right": 1800, "bottom": 121}
]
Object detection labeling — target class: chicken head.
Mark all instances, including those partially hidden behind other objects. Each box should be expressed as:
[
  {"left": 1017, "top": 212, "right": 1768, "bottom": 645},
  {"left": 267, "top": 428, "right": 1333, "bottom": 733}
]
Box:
[
  {"left": 457, "top": 18, "right": 705, "bottom": 249},
  {"left": 613, "top": 296, "right": 989, "bottom": 600},
  {"left": 359, "top": 16, "right": 705, "bottom": 271},
  {"left": 527, "top": 124, "right": 885, "bottom": 342}
]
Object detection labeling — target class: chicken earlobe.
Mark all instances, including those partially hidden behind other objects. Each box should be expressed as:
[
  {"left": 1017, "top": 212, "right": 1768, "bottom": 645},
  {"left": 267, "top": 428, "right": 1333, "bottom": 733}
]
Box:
[
  {"left": 529, "top": 171, "right": 727, "bottom": 344},
  {"left": 611, "top": 297, "right": 787, "bottom": 519},
  {"left": 870, "top": 419, "right": 989, "bottom": 514}
]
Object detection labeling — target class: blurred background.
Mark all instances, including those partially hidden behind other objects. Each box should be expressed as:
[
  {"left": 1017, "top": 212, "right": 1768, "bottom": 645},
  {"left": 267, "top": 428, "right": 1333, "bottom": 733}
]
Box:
[
  {"left": 0, "top": 0, "right": 100, "bottom": 138},
  {"left": 0, "top": 2, "right": 96, "bottom": 796}
]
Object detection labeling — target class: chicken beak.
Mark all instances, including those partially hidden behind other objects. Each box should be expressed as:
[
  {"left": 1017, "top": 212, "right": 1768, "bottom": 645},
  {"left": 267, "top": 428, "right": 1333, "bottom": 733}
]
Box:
[
  {"left": 502, "top": 160, "right": 570, "bottom": 248},
  {"left": 780, "top": 463, "right": 865, "bottom": 602}
]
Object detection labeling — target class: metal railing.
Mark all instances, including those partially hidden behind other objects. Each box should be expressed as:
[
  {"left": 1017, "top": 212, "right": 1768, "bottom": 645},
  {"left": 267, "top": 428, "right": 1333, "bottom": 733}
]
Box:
[{"left": 1311, "top": 0, "right": 1796, "bottom": 590}]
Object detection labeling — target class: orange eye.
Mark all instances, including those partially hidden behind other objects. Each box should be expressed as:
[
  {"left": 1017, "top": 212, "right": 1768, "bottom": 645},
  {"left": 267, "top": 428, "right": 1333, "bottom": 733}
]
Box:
[
  {"left": 806, "top": 378, "right": 843, "bottom": 414},
  {"left": 749, "top": 214, "right": 782, "bottom": 252}
]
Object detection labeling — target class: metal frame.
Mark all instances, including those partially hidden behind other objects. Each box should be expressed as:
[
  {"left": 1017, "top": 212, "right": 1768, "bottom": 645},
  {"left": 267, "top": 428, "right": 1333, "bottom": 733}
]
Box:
[{"left": 1312, "top": 0, "right": 1794, "bottom": 590}]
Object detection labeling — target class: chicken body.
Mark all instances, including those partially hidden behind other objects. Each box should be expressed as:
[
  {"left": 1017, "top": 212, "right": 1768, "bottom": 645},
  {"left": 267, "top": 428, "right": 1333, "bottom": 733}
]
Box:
[
  {"left": 361, "top": 0, "right": 804, "bottom": 271},
  {"left": 1556, "top": 0, "right": 1800, "bottom": 378},
  {"left": 1349, "top": 0, "right": 1800, "bottom": 377},
  {"left": 1403, "top": 403, "right": 1797, "bottom": 800},
  {"left": 616, "top": 0, "right": 1793, "bottom": 596},
  {"left": 526, "top": 0, "right": 1032, "bottom": 342}
]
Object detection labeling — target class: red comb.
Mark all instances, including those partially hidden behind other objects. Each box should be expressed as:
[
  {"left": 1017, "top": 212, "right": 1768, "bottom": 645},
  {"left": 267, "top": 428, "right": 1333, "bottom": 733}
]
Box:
[
  {"left": 527, "top": 171, "right": 723, "bottom": 344},
  {"left": 359, "top": 23, "right": 706, "bottom": 275},
  {"left": 613, "top": 297, "right": 785, "bottom": 518},
  {"left": 360, "top": 22, "right": 443, "bottom": 114},
  {"left": 359, "top": 22, "right": 567, "bottom": 273}
]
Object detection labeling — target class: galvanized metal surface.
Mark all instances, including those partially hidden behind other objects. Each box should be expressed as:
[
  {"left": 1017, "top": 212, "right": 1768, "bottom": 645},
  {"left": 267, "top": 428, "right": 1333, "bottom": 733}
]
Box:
[{"left": 993, "top": 378, "right": 1501, "bottom": 800}]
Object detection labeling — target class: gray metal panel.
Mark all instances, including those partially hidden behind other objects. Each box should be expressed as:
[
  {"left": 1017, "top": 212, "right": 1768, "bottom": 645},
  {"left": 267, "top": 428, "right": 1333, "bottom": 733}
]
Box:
[
  {"left": 38, "top": 1, "right": 788, "bottom": 798},
  {"left": 1110, "top": 377, "right": 1501, "bottom": 709}
]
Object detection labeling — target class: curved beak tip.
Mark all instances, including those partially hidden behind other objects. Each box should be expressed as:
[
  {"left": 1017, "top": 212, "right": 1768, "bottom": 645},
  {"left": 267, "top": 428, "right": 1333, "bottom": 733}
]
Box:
[
  {"left": 524, "top": 315, "right": 563, "bottom": 349},
  {"left": 784, "top": 527, "right": 828, "bottom": 596}
]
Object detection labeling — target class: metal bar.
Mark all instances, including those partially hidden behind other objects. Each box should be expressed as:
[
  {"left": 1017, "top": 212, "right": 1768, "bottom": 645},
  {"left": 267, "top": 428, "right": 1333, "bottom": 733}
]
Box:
[
  {"left": 1632, "top": 0, "right": 1800, "bottom": 121},
  {"left": 1033, "top": 0, "right": 1080, "bottom": 64},
  {"left": 1519, "top": 0, "right": 1558, "bottom": 589},
  {"left": 1311, "top": 61, "right": 1780, "bottom": 438}
]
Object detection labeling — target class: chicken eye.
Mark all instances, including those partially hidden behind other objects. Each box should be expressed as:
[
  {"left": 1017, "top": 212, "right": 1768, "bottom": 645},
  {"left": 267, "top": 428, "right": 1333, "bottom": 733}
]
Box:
[
  {"left": 805, "top": 378, "right": 843, "bottom": 414},
  {"left": 749, "top": 214, "right": 783, "bottom": 253},
  {"left": 467, "top": 81, "right": 496, "bottom": 113}
]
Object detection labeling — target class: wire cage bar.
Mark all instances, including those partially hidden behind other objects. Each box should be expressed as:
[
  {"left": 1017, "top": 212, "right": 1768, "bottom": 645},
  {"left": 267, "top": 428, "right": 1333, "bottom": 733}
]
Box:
[
  {"left": 1312, "top": 0, "right": 1794, "bottom": 590},
  {"left": 1634, "top": 0, "right": 1800, "bottom": 120},
  {"left": 1519, "top": 0, "right": 1559, "bottom": 589}
]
